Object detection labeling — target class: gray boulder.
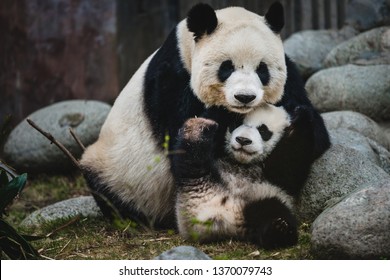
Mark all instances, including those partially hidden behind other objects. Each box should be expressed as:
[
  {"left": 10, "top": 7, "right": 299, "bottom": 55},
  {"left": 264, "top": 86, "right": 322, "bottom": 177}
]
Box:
[
  {"left": 322, "top": 111, "right": 390, "bottom": 151},
  {"left": 324, "top": 27, "right": 390, "bottom": 67},
  {"left": 154, "top": 246, "right": 211, "bottom": 260},
  {"left": 345, "top": 0, "right": 390, "bottom": 31},
  {"left": 283, "top": 27, "right": 357, "bottom": 79},
  {"left": 297, "top": 139, "right": 390, "bottom": 222},
  {"left": 3, "top": 100, "right": 111, "bottom": 173},
  {"left": 311, "top": 181, "right": 390, "bottom": 259},
  {"left": 379, "top": 121, "right": 390, "bottom": 148},
  {"left": 306, "top": 64, "right": 390, "bottom": 121},
  {"left": 20, "top": 196, "right": 102, "bottom": 228},
  {"left": 328, "top": 128, "right": 390, "bottom": 172}
]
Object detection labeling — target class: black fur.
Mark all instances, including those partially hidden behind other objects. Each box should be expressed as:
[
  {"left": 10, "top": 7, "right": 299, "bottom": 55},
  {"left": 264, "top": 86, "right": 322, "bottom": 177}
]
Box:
[
  {"left": 143, "top": 27, "right": 205, "bottom": 151},
  {"left": 83, "top": 167, "right": 176, "bottom": 229},
  {"left": 87, "top": 4, "right": 330, "bottom": 230},
  {"left": 256, "top": 62, "right": 270, "bottom": 86},
  {"left": 265, "top": 2, "right": 285, "bottom": 33},
  {"left": 187, "top": 3, "right": 218, "bottom": 41},
  {"left": 218, "top": 60, "right": 235, "bottom": 82},
  {"left": 243, "top": 198, "right": 298, "bottom": 249},
  {"left": 172, "top": 118, "right": 298, "bottom": 249},
  {"left": 258, "top": 124, "right": 273, "bottom": 141},
  {"left": 263, "top": 56, "right": 331, "bottom": 197},
  {"left": 171, "top": 119, "right": 221, "bottom": 185}
]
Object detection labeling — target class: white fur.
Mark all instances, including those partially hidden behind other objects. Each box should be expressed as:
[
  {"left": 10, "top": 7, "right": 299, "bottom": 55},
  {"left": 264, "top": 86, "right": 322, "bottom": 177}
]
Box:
[
  {"left": 225, "top": 70, "right": 264, "bottom": 113},
  {"left": 178, "top": 7, "right": 287, "bottom": 113},
  {"left": 176, "top": 161, "right": 294, "bottom": 241},
  {"left": 80, "top": 53, "right": 175, "bottom": 225},
  {"left": 226, "top": 104, "right": 290, "bottom": 163},
  {"left": 81, "top": 6, "right": 287, "bottom": 226}
]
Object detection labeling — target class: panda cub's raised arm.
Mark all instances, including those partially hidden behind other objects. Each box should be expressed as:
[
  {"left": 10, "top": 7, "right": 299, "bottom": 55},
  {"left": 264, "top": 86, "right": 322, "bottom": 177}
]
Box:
[{"left": 173, "top": 104, "right": 298, "bottom": 249}]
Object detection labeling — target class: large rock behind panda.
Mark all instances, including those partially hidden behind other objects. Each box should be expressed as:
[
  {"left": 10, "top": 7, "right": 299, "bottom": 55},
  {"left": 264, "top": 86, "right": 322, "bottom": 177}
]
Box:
[
  {"left": 80, "top": 2, "right": 330, "bottom": 229},
  {"left": 3, "top": 100, "right": 111, "bottom": 174}
]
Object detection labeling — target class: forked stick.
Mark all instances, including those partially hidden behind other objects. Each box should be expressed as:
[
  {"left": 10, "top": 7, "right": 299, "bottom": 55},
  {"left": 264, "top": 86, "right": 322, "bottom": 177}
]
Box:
[
  {"left": 69, "top": 127, "right": 85, "bottom": 151},
  {"left": 26, "top": 118, "right": 81, "bottom": 169}
]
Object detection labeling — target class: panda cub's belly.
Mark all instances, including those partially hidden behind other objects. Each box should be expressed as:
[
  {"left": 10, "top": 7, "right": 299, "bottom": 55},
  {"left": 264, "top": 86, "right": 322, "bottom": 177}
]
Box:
[
  {"left": 218, "top": 161, "right": 293, "bottom": 208},
  {"left": 176, "top": 159, "right": 295, "bottom": 243}
]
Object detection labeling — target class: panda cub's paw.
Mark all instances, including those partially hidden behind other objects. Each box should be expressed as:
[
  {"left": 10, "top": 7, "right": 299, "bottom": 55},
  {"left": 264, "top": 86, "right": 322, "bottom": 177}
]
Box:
[{"left": 181, "top": 117, "right": 219, "bottom": 143}]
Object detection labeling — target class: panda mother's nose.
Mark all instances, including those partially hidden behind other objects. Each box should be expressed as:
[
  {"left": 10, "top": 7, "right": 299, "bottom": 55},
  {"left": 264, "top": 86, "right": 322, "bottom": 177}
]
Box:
[
  {"left": 234, "top": 94, "right": 256, "bottom": 104},
  {"left": 235, "top": 136, "right": 252, "bottom": 146}
]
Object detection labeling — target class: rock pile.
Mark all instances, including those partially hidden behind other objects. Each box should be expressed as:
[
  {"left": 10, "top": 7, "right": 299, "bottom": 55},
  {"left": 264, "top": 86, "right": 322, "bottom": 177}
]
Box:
[{"left": 285, "top": 0, "right": 390, "bottom": 259}]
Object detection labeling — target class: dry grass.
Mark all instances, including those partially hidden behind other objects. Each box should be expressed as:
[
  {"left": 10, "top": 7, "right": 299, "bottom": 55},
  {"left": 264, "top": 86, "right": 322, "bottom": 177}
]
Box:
[{"left": 5, "top": 174, "right": 313, "bottom": 260}]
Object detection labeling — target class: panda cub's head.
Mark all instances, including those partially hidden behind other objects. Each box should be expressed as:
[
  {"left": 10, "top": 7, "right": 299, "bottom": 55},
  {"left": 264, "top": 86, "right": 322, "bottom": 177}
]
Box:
[
  {"left": 226, "top": 104, "right": 290, "bottom": 164},
  {"left": 180, "top": 2, "right": 286, "bottom": 114}
]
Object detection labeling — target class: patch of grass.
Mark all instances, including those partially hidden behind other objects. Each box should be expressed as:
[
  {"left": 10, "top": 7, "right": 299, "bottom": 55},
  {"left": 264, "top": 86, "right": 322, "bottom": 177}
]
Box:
[
  {"left": 7, "top": 173, "right": 89, "bottom": 225},
  {"left": 5, "top": 175, "right": 313, "bottom": 260},
  {"left": 20, "top": 217, "right": 312, "bottom": 260}
]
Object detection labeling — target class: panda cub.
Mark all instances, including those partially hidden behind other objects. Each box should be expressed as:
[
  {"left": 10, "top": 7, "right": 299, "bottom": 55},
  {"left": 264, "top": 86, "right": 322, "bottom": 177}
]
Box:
[{"left": 173, "top": 104, "right": 298, "bottom": 249}]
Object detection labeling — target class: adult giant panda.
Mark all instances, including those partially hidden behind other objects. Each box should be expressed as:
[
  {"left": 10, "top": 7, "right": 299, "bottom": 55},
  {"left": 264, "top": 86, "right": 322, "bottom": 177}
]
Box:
[{"left": 80, "top": 2, "right": 330, "bottom": 229}]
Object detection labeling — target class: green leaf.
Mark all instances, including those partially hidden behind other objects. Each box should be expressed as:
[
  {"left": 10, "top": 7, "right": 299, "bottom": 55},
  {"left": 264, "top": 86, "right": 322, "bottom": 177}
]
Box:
[
  {"left": 0, "top": 173, "right": 28, "bottom": 213},
  {"left": 0, "top": 219, "right": 40, "bottom": 259}
]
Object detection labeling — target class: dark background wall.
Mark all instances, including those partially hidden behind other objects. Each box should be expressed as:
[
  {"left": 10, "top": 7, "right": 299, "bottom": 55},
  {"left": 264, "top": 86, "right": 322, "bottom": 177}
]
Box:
[{"left": 0, "top": 0, "right": 348, "bottom": 127}]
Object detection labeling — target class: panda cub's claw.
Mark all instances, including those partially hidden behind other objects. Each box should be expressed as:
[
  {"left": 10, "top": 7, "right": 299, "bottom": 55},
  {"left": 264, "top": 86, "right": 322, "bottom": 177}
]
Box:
[
  {"left": 262, "top": 217, "right": 298, "bottom": 250},
  {"left": 272, "top": 218, "right": 291, "bottom": 234},
  {"left": 181, "top": 117, "right": 219, "bottom": 142}
]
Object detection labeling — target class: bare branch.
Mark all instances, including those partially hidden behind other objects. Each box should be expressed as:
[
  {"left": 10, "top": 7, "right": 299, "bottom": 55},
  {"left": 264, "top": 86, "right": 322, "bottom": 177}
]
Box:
[
  {"left": 26, "top": 118, "right": 81, "bottom": 169},
  {"left": 69, "top": 128, "right": 85, "bottom": 151}
]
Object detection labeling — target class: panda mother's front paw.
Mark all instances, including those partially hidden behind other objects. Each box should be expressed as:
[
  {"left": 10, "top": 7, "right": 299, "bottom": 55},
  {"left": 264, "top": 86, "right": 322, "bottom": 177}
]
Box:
[
  {"left": 290, "top": 105, "right": 313, "bottom": 126},
  {"left": 180, "top": 117, "right": 219, "bottom": 142}
]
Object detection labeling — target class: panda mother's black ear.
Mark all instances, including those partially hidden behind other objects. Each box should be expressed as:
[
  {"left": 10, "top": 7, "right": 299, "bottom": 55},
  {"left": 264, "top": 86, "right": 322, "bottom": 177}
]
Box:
[
  {"left": 265, "top": 2, "right": 284, "bottom": 33},
  {"left": 187, "top": 3, "right": 218, "bottom": 42}
]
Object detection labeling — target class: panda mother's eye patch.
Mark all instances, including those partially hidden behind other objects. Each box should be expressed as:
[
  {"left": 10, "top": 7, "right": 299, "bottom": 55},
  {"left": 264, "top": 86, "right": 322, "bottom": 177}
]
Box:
[
  {"left": 258, "top": 124, "right": 273, "bottom": 141},
  {"left": 256, "top": 62, "right": 270, "bottom": 85},
  {"left": 218, "top": 60, "right": 235, "bottom": 82}
]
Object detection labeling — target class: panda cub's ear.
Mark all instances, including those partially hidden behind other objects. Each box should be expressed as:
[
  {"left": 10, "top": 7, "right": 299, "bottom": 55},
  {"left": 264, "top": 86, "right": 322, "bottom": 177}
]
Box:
[
  {"left": 265, "top": 1, "right": 284, "bottom": 33},
  {"left": 187, "top": 3, "right": 218, "bottom": 42}
]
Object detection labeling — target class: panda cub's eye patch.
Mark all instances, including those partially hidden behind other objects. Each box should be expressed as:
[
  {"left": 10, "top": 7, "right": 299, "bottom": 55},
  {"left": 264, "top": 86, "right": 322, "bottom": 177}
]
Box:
[
  {"left": 258, "top": 124, "right": 273, "bottom": 141},
  {"left": 256, "top": 62, "right": 270, "bottom": 86},
  {"left": 218, "top": 60, "right": 235, "bottom": 82}
]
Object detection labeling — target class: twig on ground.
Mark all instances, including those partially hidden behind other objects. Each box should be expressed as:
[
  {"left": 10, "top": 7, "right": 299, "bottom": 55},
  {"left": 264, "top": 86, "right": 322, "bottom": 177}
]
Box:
[{"left": 45, "top": 216, "right": 82, "bottom": 238}]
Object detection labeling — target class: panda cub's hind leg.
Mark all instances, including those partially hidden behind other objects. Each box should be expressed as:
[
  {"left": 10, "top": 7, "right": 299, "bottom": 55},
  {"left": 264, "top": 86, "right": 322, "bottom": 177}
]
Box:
[{"left": 243, "top": 197, "right": 298, "bottom": 249}]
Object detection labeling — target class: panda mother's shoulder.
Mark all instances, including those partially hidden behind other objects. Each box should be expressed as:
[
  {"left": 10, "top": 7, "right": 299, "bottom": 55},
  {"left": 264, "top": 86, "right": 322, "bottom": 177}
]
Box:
[{"left": 278, "top": 54, "right": 313, "bottom": 112}]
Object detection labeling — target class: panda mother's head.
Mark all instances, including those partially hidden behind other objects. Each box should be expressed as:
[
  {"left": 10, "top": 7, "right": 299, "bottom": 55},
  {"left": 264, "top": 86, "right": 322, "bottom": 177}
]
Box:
[
  {"left": 226, "top": 104, "right": 290, "bottom": 164},
  {"left": 178, "top": 2, "right": 287, "bottom": 114}
]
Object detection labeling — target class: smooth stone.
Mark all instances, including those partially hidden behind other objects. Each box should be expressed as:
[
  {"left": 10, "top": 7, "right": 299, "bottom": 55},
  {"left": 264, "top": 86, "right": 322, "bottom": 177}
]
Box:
[{"left": 3, "top": 100, "right": 111, "bottom": 173}]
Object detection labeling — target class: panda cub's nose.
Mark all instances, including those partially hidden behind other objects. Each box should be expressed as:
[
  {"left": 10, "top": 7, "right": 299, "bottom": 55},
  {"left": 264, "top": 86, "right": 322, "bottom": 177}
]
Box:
[
  {"left": 235, "top": 136, "right": 252, "bottom": 146},
  {"left": 234, "top": 94, "right": 256, "bottom": 104}
]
